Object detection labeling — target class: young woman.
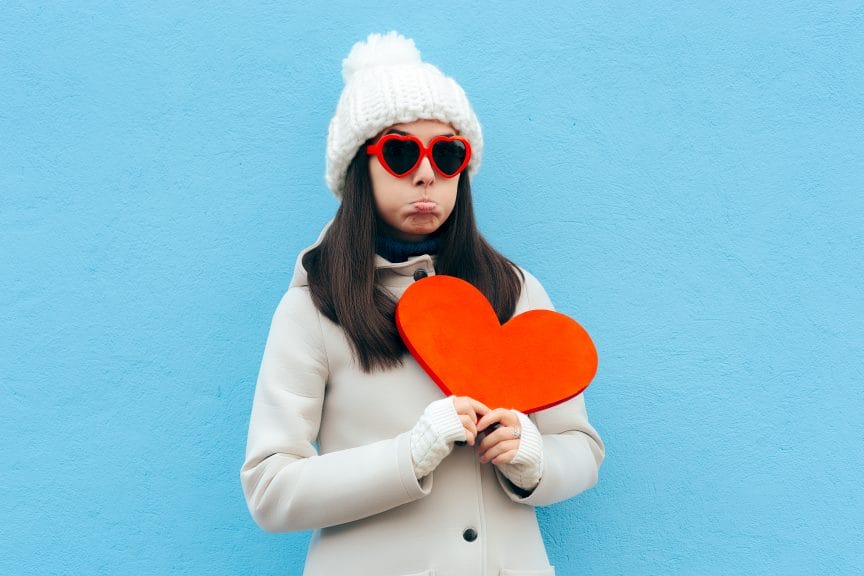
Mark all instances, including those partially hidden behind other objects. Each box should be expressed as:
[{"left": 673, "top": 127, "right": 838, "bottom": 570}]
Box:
[{"left": 241, "top": 32, "right": 604, "bottom": 576}]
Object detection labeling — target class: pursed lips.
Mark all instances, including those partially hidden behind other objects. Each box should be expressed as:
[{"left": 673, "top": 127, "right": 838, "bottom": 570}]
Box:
[{"left": 410, "top": 201, "right": 438, "bottom": 213}]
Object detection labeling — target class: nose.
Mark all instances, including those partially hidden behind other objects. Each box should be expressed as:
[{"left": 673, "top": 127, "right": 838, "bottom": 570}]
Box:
[{"left": 412, "top": 156, "right": 436, "bottom": 188}]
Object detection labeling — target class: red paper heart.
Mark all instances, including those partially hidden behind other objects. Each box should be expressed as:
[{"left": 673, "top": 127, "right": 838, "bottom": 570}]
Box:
[{"left": 396, "top": 275, "right": 598, "bottom": 413}]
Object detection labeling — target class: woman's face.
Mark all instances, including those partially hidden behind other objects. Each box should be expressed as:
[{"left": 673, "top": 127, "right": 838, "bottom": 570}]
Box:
[{"left": 369, "top": 119, "right": 461, "bottom": 242}]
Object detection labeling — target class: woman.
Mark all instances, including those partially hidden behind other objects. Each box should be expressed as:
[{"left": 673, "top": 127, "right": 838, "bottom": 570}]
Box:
[{"left": 241, "top": 32, "right": 604, "bottom": 576}]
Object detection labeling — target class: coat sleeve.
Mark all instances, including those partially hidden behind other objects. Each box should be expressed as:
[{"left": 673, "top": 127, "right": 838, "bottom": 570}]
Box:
[
  {"left": 240, "top": 287, "right": 431, "bottom": 533},
  {"left": 494, "top": 270, "right": 606, "bottom": 506}
]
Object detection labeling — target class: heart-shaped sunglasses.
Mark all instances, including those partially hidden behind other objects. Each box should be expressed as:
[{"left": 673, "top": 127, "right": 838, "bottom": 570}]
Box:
[{"left": 366, "top": 134, "right": 471, "bottom": 178}]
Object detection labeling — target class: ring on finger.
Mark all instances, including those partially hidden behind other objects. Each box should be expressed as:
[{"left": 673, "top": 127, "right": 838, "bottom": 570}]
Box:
[{"left": 511, "top": 426, "right": 521, "bottom": 439}]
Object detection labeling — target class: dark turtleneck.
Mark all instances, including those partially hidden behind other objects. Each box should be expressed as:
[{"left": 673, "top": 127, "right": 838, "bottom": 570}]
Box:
[{"left": 375, "top": 234, "right": 440, "bottom": 263}]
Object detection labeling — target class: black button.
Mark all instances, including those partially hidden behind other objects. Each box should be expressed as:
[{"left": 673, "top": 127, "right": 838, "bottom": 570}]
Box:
[
  {"left": 413, "top": 268, "right": 428, "bottom": 281},
  {"left": 462, "top": 528, "right": 477, "bottom": 542}
]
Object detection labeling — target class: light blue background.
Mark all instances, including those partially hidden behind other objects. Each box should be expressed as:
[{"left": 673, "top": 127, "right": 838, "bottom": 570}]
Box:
[{"left": 2, "top": 2, "right": 862, "bottom": 574}]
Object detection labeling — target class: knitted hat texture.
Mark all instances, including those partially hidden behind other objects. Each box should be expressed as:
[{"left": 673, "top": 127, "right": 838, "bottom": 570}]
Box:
[{"left": 325, "top": 32, "right": 483, "bottom": 198}]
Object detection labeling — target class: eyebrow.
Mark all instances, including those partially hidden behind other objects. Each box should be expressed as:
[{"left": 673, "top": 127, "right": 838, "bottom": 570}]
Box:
[{"left": 384, "top": 128, "right": 456, "bottom": 137}]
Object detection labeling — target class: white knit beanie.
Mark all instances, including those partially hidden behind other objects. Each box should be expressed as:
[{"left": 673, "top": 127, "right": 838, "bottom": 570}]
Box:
[{"left": 325, "top": 31, "right": 484, "bottom": 198}]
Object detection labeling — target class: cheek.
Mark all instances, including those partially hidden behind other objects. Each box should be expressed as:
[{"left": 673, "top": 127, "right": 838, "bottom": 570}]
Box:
[
  {"left": 441, "top": 179, "right": 460, "bottom": 215},
  {"left": 369, "top": 161, "right": 394, "bottom": 208}
]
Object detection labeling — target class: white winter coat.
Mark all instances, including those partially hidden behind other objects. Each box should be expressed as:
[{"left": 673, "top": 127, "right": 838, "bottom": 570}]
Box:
[{"left": 241, "top": 229, "right": 605, "bottom": 576}]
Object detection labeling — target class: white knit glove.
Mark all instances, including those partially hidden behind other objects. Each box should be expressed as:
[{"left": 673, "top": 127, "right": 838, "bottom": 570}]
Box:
[
  {"left": 410, "top": 397, "right": 467, "bottom": 479},
  {"left": 495, "top": 410, "right": 544, "bottom": 491}
]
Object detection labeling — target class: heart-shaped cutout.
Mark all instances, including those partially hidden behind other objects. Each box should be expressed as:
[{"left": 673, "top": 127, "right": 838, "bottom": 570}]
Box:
[{"left": 396, "top": 275, "right": 598, "bottom": 413}]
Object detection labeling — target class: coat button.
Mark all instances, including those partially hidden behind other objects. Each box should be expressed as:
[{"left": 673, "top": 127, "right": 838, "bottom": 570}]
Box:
[
  {"left": 413, "top": 268, "right": 428, "bottom": 281},
  {"left": 462, "top": 528, "right": 478, "bottom": 542}
]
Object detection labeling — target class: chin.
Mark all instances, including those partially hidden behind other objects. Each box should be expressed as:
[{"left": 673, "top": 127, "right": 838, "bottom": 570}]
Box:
[
  {"left": 397, "top": 226, "right": 437, "bottom": 241},
  {"left": 402, "top": 218, "right": 440, "bottom": 234}
]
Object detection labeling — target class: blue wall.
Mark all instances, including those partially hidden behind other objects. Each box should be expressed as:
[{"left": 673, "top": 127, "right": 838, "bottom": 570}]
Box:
[{"left": 2, "top": 2, "right": 862, "bottom": 574}]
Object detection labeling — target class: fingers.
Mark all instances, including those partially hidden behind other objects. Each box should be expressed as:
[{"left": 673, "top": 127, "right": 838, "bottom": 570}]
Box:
[
  {"left": 468, "top": 397, "right": 491, "bottom": 416},
  {"left": 452, "top": 396, "right": 474, "bottom": 415},
  {"left": 476, "top": 408, "right": 519, "bottom": 433},
  {"left": 446, "top": 399, "right": 524, "bottom": 465},
  {"left": 452, "top": 396, "right": 487, "bottom": 446},
  {"left": 453, "top": 396, "right": 490, "bottom": 417},
  {"left": 475, "top": 408, "right": 521, "bottom": 465},
  {"left": 450, "top": 398, "right": 515, "bottom": 449},
  {"left": 478, "top": 438, "right": 520, "bottom": 465},
  {"left": 458, "top": 413, "right": 478, "bottom": 446}
]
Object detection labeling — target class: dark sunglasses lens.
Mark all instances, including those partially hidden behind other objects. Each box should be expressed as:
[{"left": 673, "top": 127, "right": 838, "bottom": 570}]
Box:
[
  {"left": 381, "top": 139, "right": 420, "bottom": 175},
  {"left": 431, "top": 140, "right": 468, "bottom": 175}
]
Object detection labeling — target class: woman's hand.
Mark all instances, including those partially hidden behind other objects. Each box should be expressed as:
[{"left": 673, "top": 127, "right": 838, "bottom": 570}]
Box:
[
  {"left": 452, "top": 396, "right": 490, "bottom": 446},
  {"left": 476, "top": 408, "right": 522, "bottom": 465},
  {"left": 410, "top": 396, "right": 489, "bottom": 479}
]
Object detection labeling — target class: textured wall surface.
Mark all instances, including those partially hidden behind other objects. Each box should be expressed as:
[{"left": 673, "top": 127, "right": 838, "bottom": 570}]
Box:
[{"left": 2, "top": 2, "right": 862, "bottom": 575}]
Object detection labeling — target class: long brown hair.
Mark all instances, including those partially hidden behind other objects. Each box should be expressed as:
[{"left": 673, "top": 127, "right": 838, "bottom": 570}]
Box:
[{"left": 304, "top": 149, "right": 524, "bottom": 372}]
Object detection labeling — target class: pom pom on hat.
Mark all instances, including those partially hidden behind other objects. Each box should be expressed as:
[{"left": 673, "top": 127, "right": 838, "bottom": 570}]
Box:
[
  {"left": 325, "top": 32, "right": 483, "bottom": 198},
  {"left": 341, "top": 32, "right": 422, "bottom": 83}
]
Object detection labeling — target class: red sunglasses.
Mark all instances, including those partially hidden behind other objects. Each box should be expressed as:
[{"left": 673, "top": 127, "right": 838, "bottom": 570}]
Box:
[{"left": 366, "top": 134, "right": 472, "bottom": 178}]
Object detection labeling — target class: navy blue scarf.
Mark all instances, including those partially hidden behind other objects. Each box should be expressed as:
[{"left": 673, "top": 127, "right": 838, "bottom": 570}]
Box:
[{"left": 375, "top": 234, "right": 440, "bottom": 263}]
